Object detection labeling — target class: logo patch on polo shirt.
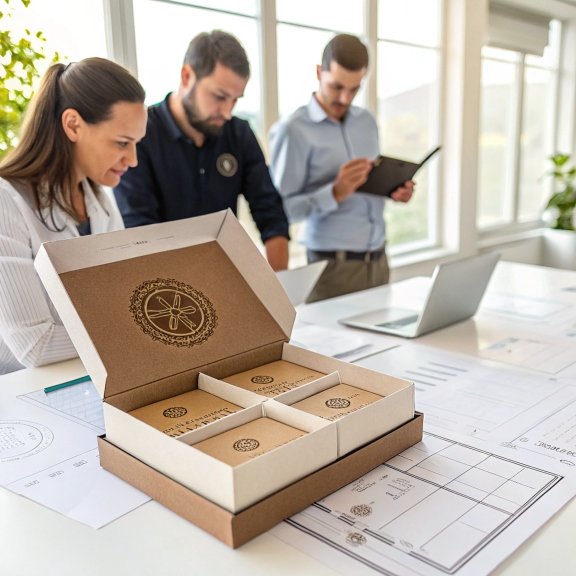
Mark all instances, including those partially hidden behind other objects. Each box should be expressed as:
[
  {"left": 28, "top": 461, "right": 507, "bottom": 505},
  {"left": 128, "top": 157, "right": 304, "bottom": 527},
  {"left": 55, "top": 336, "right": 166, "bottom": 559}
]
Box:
[{"left": 216, "top": 153, "right": 238, "bottom": 177}]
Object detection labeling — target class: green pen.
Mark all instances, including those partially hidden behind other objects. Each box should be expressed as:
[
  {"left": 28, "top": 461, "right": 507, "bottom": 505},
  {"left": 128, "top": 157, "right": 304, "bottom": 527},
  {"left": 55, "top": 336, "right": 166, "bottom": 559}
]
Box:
[{"left": 44, "top": 374, "right": 91, "bottom": 393}]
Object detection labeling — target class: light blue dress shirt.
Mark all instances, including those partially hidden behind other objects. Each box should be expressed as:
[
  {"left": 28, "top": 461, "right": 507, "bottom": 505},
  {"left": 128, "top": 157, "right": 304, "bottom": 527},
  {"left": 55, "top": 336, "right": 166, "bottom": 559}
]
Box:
[{"left": 269, "top": 95, "right": 385, "bottom": 252}]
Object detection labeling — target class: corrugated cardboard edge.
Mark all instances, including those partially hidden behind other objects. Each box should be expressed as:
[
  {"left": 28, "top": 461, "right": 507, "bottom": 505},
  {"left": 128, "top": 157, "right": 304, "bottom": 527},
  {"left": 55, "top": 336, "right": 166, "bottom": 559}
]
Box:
[{"left": 98, "top": 412, "right": 423, "bottom": 548}]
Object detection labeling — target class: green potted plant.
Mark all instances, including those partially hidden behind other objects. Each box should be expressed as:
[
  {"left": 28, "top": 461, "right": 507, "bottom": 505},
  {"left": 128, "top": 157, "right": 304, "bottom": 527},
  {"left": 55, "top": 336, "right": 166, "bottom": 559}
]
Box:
[
  {"left": 541, "top": 153, "right": 576, "bottom": 270},
  {"left": 544, "top": 153, "right": 576, "bottom": 231}
]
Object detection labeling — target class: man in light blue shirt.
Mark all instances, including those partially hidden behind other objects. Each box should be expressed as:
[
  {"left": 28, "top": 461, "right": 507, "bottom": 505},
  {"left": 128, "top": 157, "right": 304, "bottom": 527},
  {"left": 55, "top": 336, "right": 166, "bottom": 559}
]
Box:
[{"left": 269, "top": 34, "right": 414, "bottom": 302}]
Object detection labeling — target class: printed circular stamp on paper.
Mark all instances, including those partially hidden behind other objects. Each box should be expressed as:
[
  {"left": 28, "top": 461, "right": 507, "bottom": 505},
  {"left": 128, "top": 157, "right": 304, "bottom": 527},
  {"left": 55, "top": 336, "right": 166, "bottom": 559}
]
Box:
[
  {"left": 346, "top": 532, "right": 367, "bottom": 546},
  {"left": 350, "top": 504, "right": 373, "bottom": 517},
  {"left": 0, "top": 420, "right": 54, "bottom": 462}
]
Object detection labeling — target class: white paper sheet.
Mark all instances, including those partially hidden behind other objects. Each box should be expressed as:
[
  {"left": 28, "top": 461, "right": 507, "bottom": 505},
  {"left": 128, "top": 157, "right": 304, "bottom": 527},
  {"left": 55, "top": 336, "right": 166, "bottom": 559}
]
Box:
[
  {"left": 271, "top": 432, "right": 576, "bottom": 576},
  {"left": 479, "top": 335, "right": 576, "bottom": 374},
  {"left": 482, "top": 292, "right": 571, "bottom": 322},
  {"left": 6, "top": 446, "right": 147, "bottom": 528},
  {"left": 290, "top": 322, "right": 398, "bottom": 362},
  {"left": 0, "top": 383, "right": 149, "bottom": 528},
  {"left": 356, "top": 343, "right": 576, "bottom": 466}
]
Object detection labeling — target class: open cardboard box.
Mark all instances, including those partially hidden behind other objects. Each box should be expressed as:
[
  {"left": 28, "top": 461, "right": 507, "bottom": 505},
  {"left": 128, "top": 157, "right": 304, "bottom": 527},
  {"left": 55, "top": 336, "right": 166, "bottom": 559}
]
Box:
[
  {"left": 35, "top": 210, "right": 421, "bottom": 543},
  {"left": 98, "top": 412, "right": 423, "bottom": 548}
]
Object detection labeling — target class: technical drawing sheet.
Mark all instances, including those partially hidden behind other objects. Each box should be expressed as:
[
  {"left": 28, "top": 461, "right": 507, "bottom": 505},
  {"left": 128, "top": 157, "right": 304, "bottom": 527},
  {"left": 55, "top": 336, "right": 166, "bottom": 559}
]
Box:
[{"left": 271, "top": 432, "right": 576, "bottom": 576}]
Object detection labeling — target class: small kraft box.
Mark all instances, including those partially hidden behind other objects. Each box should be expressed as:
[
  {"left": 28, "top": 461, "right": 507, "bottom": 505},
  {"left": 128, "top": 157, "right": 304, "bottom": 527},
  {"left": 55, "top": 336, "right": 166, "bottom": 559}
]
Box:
[{"left": 35, "top": 209, "right": 420, "bottom": 546}]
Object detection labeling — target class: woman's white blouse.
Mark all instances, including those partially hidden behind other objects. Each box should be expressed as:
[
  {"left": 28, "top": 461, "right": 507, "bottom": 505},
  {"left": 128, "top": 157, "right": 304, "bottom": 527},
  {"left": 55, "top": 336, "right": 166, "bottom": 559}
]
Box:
[{"left": 0, "top": 178, "right": 124, "bottom": 375}]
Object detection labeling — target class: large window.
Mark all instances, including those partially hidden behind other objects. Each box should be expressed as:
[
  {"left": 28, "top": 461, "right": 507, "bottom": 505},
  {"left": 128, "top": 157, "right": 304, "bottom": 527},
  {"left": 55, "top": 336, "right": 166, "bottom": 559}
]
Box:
[
  {"left": 478, "top": 48, "right": 518, "bottom": 229},
  {"left": 9, "top": 0, "right": 576, "bottom": 273},
  {"left": 274, "top": 0, "right": 443, "bottom": 259},
  {"left": 520, "top": 44, "right": 559, "bottom": 221},
  {"left": 275, "top": 0, "right": 366, "bottom": 119},
  {"left": 132, "top": 0, "right": 262, "bottom": 135},
  {"left": 478, "top": 21, "right": 560, "bottom": 232},
  {"left": 376, "top": 0, "right": 443, "bottom": 250},
  {"left": 274, "top": 0, "right": 369, "bottom": 264},
  {"left": 4, "top": 0, "right": 444, "bottom": 263}
]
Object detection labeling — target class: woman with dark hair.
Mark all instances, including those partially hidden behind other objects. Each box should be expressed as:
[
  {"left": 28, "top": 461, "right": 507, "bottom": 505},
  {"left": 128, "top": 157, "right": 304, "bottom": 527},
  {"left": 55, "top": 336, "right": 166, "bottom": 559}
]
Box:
[{"left": 0, "top": 57, "right": 147, "bottom": 374}]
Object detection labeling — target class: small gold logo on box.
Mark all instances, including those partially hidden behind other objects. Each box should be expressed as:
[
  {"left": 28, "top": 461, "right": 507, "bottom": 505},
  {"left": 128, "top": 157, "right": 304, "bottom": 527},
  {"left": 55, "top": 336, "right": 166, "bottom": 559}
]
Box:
[
  {"left": 325, "top": 398, "right": 351, "bottom": 409},
  {"left": 233, "top": 438, "right": 260, "bottom": 452},
  {"left": 251, "top": 375, "right": 274, "bottom": 384},
  {"left": 163, "top": 407, "right": 188, "bottom": 419}
]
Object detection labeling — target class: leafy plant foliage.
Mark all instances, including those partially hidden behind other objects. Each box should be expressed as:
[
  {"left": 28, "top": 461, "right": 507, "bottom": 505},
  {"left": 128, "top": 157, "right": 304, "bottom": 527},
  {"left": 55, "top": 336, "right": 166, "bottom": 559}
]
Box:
[
  {"left": 546, "top": 153, "right": 576, "bottom": 231},
  {"left": 0, "top": 0, "right": 58, "bottom": 156}
]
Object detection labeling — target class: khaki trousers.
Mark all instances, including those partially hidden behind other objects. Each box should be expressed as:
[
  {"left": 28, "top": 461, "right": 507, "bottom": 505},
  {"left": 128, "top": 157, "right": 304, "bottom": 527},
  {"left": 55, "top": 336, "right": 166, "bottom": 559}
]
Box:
[{"left": 306, "top": 249, "right": 390, "bottom": 303}]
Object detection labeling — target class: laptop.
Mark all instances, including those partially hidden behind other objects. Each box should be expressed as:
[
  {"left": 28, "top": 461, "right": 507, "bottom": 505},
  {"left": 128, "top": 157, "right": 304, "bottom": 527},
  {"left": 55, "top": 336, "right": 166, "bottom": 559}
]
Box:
[
  {"left": 276, "top": 260, "right": 328, "bottom": 306},
  {"left": 339, "top": 252, "right": 500, "bottom": 338}
]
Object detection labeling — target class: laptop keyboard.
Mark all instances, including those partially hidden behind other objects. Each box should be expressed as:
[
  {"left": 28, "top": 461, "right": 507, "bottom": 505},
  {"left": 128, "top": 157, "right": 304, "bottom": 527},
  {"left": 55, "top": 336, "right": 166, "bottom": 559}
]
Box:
[{"left": 377, "top": 314, "right": 419, "bottom": 329}]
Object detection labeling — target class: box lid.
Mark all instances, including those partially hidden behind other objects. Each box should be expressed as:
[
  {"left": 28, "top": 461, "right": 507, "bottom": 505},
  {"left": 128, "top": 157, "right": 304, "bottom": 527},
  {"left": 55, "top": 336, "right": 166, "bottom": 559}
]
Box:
[{"left": 35, "top": 210, "right": 295, "bottom": 399}]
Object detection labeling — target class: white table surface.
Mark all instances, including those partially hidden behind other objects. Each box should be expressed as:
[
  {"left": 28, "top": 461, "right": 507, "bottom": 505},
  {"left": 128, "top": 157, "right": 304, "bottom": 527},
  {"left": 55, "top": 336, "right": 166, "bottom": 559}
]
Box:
[{"left": 2, "top": 261, "right": 575, "bottom": 576}]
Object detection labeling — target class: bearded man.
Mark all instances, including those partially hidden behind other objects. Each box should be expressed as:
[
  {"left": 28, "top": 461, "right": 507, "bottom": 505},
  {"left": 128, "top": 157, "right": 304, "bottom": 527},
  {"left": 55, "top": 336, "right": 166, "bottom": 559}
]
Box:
[{"left": 114, "top": 30, "right": 289, "bottom": 271}]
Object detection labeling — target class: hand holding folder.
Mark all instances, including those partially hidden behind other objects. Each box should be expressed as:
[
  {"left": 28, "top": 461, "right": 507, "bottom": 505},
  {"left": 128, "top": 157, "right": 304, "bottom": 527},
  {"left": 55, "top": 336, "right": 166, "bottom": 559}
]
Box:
[{"left": 358, "top": 145, "right": 441, "bottom": 197}]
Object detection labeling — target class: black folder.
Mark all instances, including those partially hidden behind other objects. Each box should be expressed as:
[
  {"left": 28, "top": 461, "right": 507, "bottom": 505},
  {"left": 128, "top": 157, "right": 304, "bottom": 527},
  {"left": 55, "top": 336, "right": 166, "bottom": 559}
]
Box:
[{"left": 358, "top": 145, "right": 441, "bottom": 197}]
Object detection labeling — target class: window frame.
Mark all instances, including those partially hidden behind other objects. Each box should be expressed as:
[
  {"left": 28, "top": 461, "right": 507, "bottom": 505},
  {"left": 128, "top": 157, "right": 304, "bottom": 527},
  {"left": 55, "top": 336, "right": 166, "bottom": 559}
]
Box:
[
  {"left": 100, "top": 0, "right": 576, "bottom": 277},
  {"left": 478, "top": 28, "right": 562, "bottom": 240}
]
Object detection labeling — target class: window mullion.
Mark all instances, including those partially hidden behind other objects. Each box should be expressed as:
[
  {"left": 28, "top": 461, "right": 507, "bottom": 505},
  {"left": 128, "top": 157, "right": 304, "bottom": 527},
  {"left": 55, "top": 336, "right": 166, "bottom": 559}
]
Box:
[
  {"left": 102, "top": 0, "right": 138, "bottom": 73},
  {"left": 258, "top": 0, "right": 279, "bottom": 138},
  {"left": 511, "top": 55, "right": 525, "bottom": 224},
  {"left": 365, "top": 0, "right": 378, "bottom": 115}
]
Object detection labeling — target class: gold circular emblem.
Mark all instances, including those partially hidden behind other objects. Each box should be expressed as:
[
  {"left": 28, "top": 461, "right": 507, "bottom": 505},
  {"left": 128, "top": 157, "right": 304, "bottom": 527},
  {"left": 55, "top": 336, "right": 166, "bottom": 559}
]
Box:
[
  {"left": 163, "top": 407, "right": 187, "bottom": 418},
  {"left": 251, "top": 375, "right": 273, "bottom": 384},
  {"left": 325, "top": 398, "right": 351, "bottom": 409},
  {"left": 216, "top": 153, "right": 238, "bottom": 177},
  {"left": 130, "top": 278, "right": 217, "bottom": 347},
  {"left": 233, "top": 438, "right": 260, "bottom": 452}
]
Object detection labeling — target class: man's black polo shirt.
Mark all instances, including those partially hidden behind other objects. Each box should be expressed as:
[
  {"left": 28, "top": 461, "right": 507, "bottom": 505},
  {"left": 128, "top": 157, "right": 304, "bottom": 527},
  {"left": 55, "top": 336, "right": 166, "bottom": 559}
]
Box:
[{"left": 113, "top": 94, "right": 289, "bottom": 242}]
